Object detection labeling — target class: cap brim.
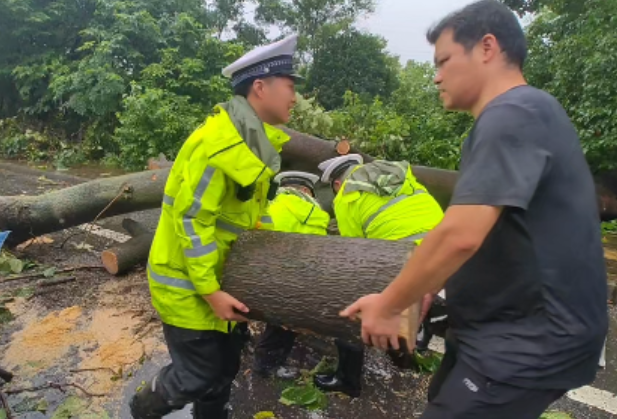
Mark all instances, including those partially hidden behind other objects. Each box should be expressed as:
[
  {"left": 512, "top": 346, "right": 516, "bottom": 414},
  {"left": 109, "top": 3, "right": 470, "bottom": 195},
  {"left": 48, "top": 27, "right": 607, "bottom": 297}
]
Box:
[{"left": 282, "top": 73, "right": 304, "bottom": 84}]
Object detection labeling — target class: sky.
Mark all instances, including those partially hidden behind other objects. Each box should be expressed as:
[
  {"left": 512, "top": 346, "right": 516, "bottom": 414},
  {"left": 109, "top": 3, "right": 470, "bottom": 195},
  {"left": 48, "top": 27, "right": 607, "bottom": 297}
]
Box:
[{"left": 356, "top": 0, "right": 480, "bottom": 64}]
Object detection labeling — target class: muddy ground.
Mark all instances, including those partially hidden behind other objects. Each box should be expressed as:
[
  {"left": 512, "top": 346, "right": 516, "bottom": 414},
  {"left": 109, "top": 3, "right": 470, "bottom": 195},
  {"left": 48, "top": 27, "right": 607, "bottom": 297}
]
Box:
[{"left": 0, "top": 162, "right": 616, "bottom": 419}]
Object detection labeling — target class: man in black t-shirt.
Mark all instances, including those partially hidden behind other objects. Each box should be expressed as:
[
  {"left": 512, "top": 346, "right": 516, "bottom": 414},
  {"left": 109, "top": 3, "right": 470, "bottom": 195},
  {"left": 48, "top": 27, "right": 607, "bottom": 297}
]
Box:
[{"left": 340, "top": 1, "right": 608, "bottom": 418}]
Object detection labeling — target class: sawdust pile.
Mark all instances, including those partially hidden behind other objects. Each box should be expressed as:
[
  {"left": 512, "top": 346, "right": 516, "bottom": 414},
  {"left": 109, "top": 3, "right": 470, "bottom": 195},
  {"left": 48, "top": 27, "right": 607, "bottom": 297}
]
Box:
[
  {"left": 2, "top": 274, "right": 165, "bottom": 400},
  {"left": 3, "top": 305, "right": 90, "bottom": 374},
  {"left": 76, "top": 308, "right": 161, "bottom": 396}
]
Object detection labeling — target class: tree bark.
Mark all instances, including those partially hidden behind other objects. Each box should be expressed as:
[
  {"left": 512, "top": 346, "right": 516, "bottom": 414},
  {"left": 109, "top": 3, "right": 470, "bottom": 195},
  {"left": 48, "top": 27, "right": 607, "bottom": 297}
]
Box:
[
  {"left": 221, "top": 230, "right": 421, "bottom": 352},
  {"left": 101, "top": 219, "right": 154, "bottom": 275},
  {"left": 0, "top": 169, "right": 168, "bottom": 246}
]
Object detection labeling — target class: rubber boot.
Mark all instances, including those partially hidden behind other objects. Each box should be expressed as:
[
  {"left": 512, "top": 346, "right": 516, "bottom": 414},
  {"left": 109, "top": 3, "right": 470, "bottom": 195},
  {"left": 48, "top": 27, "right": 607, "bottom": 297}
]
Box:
[
  {"left": 130, "top": 376, "right": 176, "bottom": 419},
  {"left": 192, "top": 399, "right": 229, "bottom": 419},
  {"left": 415, "top": 322, "right": 433, "bottom": 355},
  {"left": 314, "top": 342, "right": 363, "bottom": 398},
  {"left": 253, "top": 325, "right": 296, "bottom": 378}
]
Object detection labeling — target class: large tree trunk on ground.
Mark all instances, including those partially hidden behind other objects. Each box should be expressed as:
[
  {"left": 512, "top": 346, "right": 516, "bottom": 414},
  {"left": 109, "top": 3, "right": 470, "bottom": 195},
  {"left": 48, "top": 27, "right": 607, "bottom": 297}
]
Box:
[
  {"left": 101, "top": 219, "right": 154, "bottom": 275},
  {"left": 0, "top": 169, "right": 169, "bottom": 246},
  {"left": 221, "top": 230, "right": 421, "bottom": 352}
]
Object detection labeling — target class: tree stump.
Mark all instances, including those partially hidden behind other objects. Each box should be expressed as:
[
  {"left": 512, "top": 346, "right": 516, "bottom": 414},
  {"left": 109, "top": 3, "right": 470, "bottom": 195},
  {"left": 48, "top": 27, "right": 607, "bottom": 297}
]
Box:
[{"left": 101, "top": 219, "right": 154, "bottom": 275}]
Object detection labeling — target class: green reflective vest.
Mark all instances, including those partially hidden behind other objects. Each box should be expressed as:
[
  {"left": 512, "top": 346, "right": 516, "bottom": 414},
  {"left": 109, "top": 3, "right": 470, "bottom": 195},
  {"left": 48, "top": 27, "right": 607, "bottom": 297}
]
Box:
[
  {"left": 267, "top": 187, "right": 330, "bottom": 236},
  {"left": 334, "top": 163, "right": 444, "bottom": 242},
  {"left": 147, "top": 104, "right": 289, "bottom": 332}
]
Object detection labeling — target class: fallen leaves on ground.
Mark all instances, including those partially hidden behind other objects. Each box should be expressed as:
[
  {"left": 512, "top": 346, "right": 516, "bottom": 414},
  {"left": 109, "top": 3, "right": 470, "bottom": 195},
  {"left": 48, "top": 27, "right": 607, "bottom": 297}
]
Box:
[
  {"left": 414, "top": 351, "right": 442, "bottom": 374},
  {"left": 540, "top": 411, "right": 573, "bottom": 419},
  {"left": 49, "top": 396, "right": 110, "bottom": 419},
  {"left": 279, "top": 385, "right": 327, "bottom": 411},
  {"left": 0, "top": 252, "right": 24, "bottom": 274},
  {"left": 16, "top": 235, "right": 54, "bottom": 251}
]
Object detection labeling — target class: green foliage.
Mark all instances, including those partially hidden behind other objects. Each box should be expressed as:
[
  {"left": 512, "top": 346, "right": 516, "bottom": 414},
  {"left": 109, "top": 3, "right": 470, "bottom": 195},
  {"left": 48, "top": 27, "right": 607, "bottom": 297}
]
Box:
[
  {"left": 524, "top": 0, "right": 617, "bottom": 172},
  {"left": 115, "top": 84, "right": 205, "bottom": 169},
  {"left": 414, "top": 351, "right": 443, "bottom": 374},
  {"left": 255, "top": 0, "right": 376, "bottom": 60},
  {"left": 602, "top": 221, "right": 617, "bottom": 236},
  {"left": 290, "top": 65, "right": 469, "bottom": 170},
  {"left": 306, "top": 29, "right": 400, "bottom": 110},
  {"left": 279, "top": 385, "right": 327, "bottom": 410},
  {"left": 0, "top": 251, "right": 25, "bottom": 275},
  {"left": 289, "top": 94, "right": 334, "bottom": 136},
  {"left": 277, "top": 356, "right": 332, "bottom": 411},
  {"left": 0, "top": 0, "right": 614, "bottom": 176}
]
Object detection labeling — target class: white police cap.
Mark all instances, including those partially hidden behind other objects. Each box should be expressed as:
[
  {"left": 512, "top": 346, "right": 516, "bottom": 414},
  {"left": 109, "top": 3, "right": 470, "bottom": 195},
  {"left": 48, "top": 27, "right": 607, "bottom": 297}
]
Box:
[
  {"left": 274, "top": 171, "right": 319, "bottom": 187},
  {"left": 222, "top": 34, "right": 302, "bottom": 88},
  {"left": 317, "top": 154, "right": 364, "bottom": 183}
]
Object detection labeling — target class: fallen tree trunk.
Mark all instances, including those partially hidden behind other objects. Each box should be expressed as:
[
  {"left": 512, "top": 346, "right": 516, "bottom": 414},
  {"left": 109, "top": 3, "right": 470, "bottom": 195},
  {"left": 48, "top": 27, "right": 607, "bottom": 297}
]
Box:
[
  {"left": 0, "top": 169, "right": 169, "bottom": 246},
  {"left": 101, "top": 219, "right": 154, "bottom": 275},
  {"left": 221, "top": 230, "right": 421, "bottom": 352}
]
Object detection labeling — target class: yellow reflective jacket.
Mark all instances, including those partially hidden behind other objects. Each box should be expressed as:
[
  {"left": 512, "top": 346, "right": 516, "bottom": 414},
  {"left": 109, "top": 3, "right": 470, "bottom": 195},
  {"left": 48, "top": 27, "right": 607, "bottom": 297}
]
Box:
[
  {"left": 334, "top": 164, "right": 443, "bottom": 242},
  {"left": 147, "top": 104, "right": 289, "bottom": 332},
  {"left": 267, "top": 187, "right": 330, "bottom": 235}
]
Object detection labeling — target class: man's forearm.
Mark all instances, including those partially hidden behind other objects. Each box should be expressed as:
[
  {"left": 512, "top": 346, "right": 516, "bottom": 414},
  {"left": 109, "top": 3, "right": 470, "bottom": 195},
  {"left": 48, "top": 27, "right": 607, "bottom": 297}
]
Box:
[
  {"left": 381, "top": 226, "right": 477, "bottom": 314},
  {"left": 380, "top": 205, "right": 502, "bottom": 313}
]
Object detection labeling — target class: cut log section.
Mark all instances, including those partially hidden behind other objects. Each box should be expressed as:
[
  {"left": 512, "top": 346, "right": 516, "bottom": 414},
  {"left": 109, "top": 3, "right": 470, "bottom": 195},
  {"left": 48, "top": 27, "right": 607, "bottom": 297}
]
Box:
[
  {"left": 101, "top": 219, "right": 154, "bottom": 275},
  {"left": 221, "top": 230, "right": 421, "bottom": 353}
]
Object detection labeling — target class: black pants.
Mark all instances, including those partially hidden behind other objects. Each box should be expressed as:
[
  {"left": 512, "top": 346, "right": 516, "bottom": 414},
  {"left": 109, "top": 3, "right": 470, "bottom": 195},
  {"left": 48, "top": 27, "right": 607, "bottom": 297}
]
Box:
[
  {"left": 421, "top": 339, "right": 566, "bottom": 419},
  {"left": 254, "top": 324, "right": 297, "bottom": 370},
  {"left": 157, "top": 322, "right": 248, "bottom": 409}
]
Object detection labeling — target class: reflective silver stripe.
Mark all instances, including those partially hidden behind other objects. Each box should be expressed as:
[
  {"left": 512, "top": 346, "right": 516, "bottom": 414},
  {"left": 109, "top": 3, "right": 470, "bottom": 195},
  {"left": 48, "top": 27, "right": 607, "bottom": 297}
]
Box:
[
  {"left": 183, "top": 218, "right": 201, "bottom": 248},
  {"left": 216, "top": 219, "right": 245, "bottom": 235},
  {"left": 362, "top": 190, "right": 426, "bottom": 236},
  {"left": 184, "top": 241, "right": 217, "bottom": 258},
  {"left": 402, "top": 232, "right": 427, "bottom": 242},
  {"left": 261, "top": 215, "right": 273, "bottom": 224},
  {"left": 163, "top": 194, "right": 175, "bottom": 206},
  {"left": 183, "top": 166, "right": 216, "bottom": 248},
  {"left": 147, "top": 264, "right": 195, "bottom": 291}
]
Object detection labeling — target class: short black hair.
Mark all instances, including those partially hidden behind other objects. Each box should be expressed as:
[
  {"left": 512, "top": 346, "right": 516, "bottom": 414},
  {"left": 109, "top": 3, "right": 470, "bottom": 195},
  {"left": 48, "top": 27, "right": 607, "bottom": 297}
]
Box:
[
  {"left": 233, "top": 79, "right": 254, "bottom": 98},
  {"left": 426, "top": 0, "right": 527, "bottom": 69}
]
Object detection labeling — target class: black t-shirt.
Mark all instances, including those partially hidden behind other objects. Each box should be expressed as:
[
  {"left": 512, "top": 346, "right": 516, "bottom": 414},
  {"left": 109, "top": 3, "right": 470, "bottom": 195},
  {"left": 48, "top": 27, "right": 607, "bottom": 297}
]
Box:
[{"left": 447, "top": 85, "right": 608, "bottom": 389}]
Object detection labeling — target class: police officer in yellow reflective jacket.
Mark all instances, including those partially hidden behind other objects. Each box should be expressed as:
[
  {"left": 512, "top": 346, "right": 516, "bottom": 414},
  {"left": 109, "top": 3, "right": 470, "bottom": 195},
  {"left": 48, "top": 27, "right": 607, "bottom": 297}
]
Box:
[
  {"left": 313, "top": 153, "right": 444, "bottom": 398},
  {"left": 130, "top": 35, "right": 302, "bottom": 419},
  {"left": 252, "top": 171, "right": 330, "bottom": 378}
]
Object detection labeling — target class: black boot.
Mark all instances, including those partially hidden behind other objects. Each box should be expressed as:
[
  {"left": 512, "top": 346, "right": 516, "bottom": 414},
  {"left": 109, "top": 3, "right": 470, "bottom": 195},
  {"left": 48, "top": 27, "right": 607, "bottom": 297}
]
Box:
[
  {"left": 192, "top": 399, "right": 229, "bottom": 419},
  {"left": 130, "top": 376, "right": 176, "bottom": 419},
  {"left": 253, "top": 324, "right": 297, "bottom": 378},
  {"left": 415, "top": 322, "right": 433, "bottom": 355},
  {"left": 314, "top": 342, "right": 363, "bottom": 398}
]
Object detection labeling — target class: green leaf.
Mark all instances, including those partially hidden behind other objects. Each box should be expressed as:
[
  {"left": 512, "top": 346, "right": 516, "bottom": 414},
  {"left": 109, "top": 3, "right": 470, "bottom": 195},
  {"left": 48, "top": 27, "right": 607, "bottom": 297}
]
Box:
[
  {"left": 279, "top": 384, "right": 326, "bottom": 410},
  {"left": 540, "top": 412, "right": 573, "bottom": 419},
  {"left": 254, "top": 412, "right": 276, "bottom": 419},
  {"left": 43, "top": 267, "right": 57, "bottom": 278},
  {"left": 50, "top": 396, "right": 88, "bottom": 419},
  {"left": 37, "top": 398, "right": 49, "bottom": 413},
  {"left": 9, "top": 258, "right": 24, "bottom": 274},
  {"left": 414, "top": 351, "right": 443, "bottom": 374},
  {"left": 0, "top": 408, "right": 6, "bottom": 419}
]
